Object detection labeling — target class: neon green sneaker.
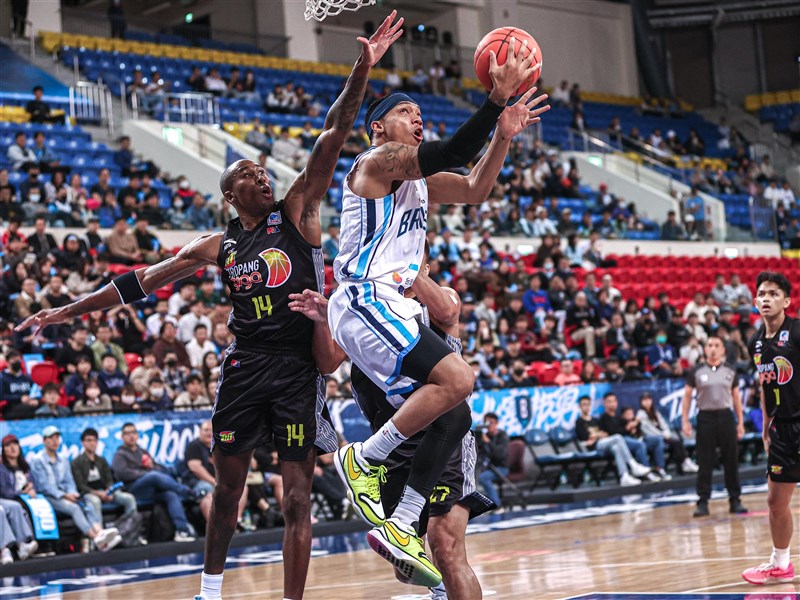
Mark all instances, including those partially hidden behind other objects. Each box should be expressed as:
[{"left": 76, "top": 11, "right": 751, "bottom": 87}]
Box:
[
  {"left": 367, "top": 518, "right": 442, "bottom": 588},
  {"left": 333, "top": 442, "right": 386, "bottom": 526}
]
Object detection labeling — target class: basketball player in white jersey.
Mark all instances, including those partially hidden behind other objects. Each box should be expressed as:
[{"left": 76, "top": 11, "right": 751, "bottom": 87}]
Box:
[{"left": 327, "top": 38, "right": 548, "bottom": 585}]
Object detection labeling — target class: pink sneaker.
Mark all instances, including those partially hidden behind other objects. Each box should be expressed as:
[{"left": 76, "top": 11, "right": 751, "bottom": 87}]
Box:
[{"left": 742, "top": 561, "right": 795, "bottom": 584}]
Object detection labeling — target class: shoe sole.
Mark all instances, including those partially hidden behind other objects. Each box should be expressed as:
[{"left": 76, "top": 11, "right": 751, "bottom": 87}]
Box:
[
  {"left": 367, "top": 529, "right": 441, "bottom": 588},
  {"left": 742, "top": 574, "right": 794, "bottom": 584},
  {"left": 98, "top": 534, "right": 122, "bottom": 552},
  {"left": 333, "top": 446, "right": 383, "bottom": 527}
]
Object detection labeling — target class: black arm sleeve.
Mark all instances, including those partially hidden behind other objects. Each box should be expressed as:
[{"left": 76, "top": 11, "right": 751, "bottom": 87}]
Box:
[{"left": 417, "top": 97, "right": 505, "bottom": 177}]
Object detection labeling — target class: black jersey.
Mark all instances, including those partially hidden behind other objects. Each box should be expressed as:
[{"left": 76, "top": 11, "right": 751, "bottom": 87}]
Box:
[
  {"left": 748, "top": 316, "right": 800, "bottom": 420},
  {"left": 217, "top": 208, "right": 323, "bottom": 356}
]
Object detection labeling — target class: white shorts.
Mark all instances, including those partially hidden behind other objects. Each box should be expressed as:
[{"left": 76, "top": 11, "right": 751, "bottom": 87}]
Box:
[{"left": 328, "top": 281, "right": 422, "bottom": 402}]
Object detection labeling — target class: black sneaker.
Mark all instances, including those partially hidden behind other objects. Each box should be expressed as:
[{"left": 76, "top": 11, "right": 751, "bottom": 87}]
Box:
[
  {"left": 693, "top": 503, "right": 710, "bottom": 518},
  {"left": 729, "top": 499, "right": 748, "bottom": 514}
]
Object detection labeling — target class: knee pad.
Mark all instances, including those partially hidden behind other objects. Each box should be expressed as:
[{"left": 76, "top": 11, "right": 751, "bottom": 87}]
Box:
[{"left": 430, "top": 402, "right": 473, "bottom": 440}]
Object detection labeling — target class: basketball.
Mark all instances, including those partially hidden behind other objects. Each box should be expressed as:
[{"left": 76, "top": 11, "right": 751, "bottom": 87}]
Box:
[{"left": 473, "top": 26, "right": 542, "bottom": 95}]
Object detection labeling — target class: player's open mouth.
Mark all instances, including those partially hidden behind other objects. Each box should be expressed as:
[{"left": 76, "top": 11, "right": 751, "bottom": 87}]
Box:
[
  {"left": 413, "top": 129, "right": 423, "bottom": 142},
  {"left": 261, "top": 184, "right": 272, "bottom": 197}
]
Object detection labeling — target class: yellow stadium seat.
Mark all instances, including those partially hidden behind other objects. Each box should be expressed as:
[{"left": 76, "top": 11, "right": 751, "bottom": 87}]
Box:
[
  {"left": 60, "top": 33, "right": 79, "bottom": 48},
  {"left": 75, "top": 35, "right": 96, "bottom": 50},
  {"left": 761, "top": 92, "right": 777, "bottom": 106},
  {"left": 111, "top": 39, "right": 132, "bottom": 53},
  {"left": 159, "top": 45, "right": 177, "bottom": 58},
  {"left": 791, "top": 90, "right": 800, "bottom": 103},
  {"left": 95, "top": 38, "right": 113, "bottom": 52},
  {"left": 744, "top": 94, "right": 761, "bottom": 112},
  {"left": 775, "top": 91, "right": 792, "bottom": 105},
  {"left": 39, "top": 32, "right": 63, "bottom": 54},
  {"left": 142, "top": 43, "right": 163, "bottom": 57}
]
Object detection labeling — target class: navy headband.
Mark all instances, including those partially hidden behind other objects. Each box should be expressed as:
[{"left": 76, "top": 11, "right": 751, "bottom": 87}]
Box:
[{"left": 365, "top": 93, "right": 419, "bottom": 137}]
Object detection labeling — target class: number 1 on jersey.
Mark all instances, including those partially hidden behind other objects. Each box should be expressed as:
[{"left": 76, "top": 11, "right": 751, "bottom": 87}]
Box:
[
  {"left": 774, "top": 388, "right": 781, "bottom": 406},
  {"left": 252, "top": 294, "right": 273, "bottom": 319}
]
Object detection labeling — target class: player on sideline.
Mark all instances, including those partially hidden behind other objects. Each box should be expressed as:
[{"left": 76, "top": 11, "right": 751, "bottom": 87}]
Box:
[
  {"left": 290, "top": 242, "right": 494, "bottom": 599},
  {"left": 16, "top": 12, "right": 404, "bottom": 600},
  {"left": 327, "top": 37, "right": 548, "bottom": 585},
  {"left": 742, "top": 271, "right": 800, "bottom": 585}
]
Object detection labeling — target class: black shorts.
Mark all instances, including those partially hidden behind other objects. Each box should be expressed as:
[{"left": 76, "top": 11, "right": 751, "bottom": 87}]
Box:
[
  {"left": 381, "top": 433, "right": 495, "bottom": 537},
  {"left": 767, "top": 420, "right": 800, "bottom": 483},
  {"left": 212, "top": 346, "right": 338, "bottom": 461}
]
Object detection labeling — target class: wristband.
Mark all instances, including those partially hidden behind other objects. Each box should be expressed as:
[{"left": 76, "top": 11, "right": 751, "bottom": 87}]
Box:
[{"left": 111, "top": 270, "right": 147, "bottom": 304}]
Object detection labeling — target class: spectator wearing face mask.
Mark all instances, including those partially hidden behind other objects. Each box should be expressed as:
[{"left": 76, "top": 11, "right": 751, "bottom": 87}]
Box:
[
  {"left": 0, "top": 351, "right": 37, "bottom": 419},
  {"left": 139, "top": 377, "right": 172, "bottom": 412},
  {"left": 113, "top": 384, "right": 140, "bottom": 414},
  {"left": 73, "top": 379, "right": 113, "bottom": 415}
]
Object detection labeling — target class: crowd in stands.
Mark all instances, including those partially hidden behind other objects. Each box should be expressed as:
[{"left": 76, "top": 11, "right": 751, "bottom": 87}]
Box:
[
  {"left": 0, "top": 61, "right": 792, "bottom": 556},
  {"left": 0, "top": 415, "right": 354, "bottom": 561}
]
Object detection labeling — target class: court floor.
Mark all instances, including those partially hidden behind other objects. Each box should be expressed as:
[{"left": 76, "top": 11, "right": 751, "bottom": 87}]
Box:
[{"left": 3, "top": 482, "right": 799, "bottom": 600}]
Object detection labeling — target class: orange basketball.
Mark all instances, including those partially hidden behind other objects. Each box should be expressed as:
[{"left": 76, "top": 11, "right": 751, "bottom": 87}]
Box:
[{"left": 473, "top": 26, "right": 542, "bottom": 96}]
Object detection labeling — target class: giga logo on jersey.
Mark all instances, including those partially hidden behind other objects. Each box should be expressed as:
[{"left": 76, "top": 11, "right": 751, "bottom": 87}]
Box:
[{"left": 755, "top": 353, "right": 794, "bottom": 385}]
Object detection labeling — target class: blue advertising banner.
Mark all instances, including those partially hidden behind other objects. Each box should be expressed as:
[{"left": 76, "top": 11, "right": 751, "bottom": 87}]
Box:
[
  {"left": 330, "top": 378, "right": 697, "bottom": 442},
  {"left": 0, "top": 379, "right": 703, "bottom": 465},
  {"left": 2, "top": 410, "right": 211, "bottom": 470}
]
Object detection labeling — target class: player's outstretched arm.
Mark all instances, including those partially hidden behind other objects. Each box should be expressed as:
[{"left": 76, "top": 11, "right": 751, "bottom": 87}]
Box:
[
  {"left": 357, "top": 37, "right": 537, "bottom": 190},
  {"left": 15, "top": 233, "right": 222, "bottom": 335},
  {"left": 283, "top": 11, "right": 403, "bottom": 229},
  {"left": 427, "top": 87, "right": 549, "bottom": 205},
  {"left": 410, "top": 272, "right": 460, "bottom": 333},
  {"left": 288, "top": 289, "right": 348, "bottom": 374}
]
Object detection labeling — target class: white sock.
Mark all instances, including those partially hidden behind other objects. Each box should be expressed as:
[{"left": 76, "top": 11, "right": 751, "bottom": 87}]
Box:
[
  {"left": 772, "top": 546, "right": 791, "bottom": 569},
  {"left": 391, "top": 485, "right": 426, "bottom": 525},
  {"left": 361, "top": 419, "right": 407, "bottom": 462},
  {"left": 200, "top": 572, "right": 223, "bottom": 600}
]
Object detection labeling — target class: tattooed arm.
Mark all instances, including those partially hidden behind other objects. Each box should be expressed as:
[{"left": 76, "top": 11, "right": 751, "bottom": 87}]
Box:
[
  {"left": 282, "top": 11, "right": 403, "bottom": 244},
  {"left": 15, "top": 233, "right": 222, "bottom": 334},
  {"left": 350, "top": 36, "right": 541, "bottom": 200}
]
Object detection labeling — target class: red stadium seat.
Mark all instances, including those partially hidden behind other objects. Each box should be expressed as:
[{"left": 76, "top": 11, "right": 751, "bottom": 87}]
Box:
[
  {"left": 124, "top": 352, "right": 142, "bottom": 373},
  {"left": 30, "top": 361, "right": 60, "bottom": 387}
]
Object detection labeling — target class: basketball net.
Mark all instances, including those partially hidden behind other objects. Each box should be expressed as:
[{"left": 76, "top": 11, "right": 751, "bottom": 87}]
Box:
[{"left": 304, "top": 0, "right": 376, "bottom": 22}]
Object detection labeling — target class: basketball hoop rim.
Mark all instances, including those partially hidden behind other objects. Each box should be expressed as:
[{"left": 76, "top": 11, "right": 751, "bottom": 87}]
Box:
[{"left": 304, "top": 0, "right": 377, "bottom": 22}]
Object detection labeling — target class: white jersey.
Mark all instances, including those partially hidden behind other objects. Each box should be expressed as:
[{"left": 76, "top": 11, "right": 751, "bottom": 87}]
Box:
[{"left": 333, "top": 147, "right": 428, "bottom": 294}]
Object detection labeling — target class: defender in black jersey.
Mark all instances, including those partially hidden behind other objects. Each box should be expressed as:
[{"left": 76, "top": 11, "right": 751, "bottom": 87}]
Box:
[
  {"left": 289, "top": 242, "right": 490, "bottom": 599},
  {"left": 742, "top": 272, "right": 800, "bottom": 585},
  {"left": 17, "top": 13, "right": 406, "bottom": 600}
]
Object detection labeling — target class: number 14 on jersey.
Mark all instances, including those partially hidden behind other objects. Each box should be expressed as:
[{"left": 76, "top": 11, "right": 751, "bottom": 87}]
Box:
[{"left": 252, "top": 294, "right": 273, "bottom": 319}]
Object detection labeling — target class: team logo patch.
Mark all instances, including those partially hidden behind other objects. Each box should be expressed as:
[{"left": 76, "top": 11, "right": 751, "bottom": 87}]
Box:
[
  {"left": 268, "top": 211, "right": 282, "bottom": 226},
  {"left": 258, "top": 248, "right": 292, "bottom": 287},
  {"left": 230, "top": 359, "right": 241, "bottom": 368},
  {"left": 780, "top": 331, "right": 790, "bottom": 346},
  {"left": 755, "top": 340, "right": 763, "bottom": 351},
  {"left": 218, "top": 431, "right": 235, "bottom": 443},
  {"left": 225, "top": 251, "right": 236, "bottom": 268},
  {"left": 754, "top": 353, "right": 762, "bottom": 366},
  {"left": 774, "top": 356, "right": 794, "bottom": 385},
  {"left": 266, "top": 226, "right": 280, "bottom": 235},
  {"left": 771, "top": 465, "right": 783, "bottom": 475},
  {"left": 392, "top": 272, "right": 402, "bottom": 284}
]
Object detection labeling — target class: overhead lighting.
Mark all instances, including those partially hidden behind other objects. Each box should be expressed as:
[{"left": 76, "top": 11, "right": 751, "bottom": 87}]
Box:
[{"left": 185, "top": 12, "right": 194, "bottom": 23}]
